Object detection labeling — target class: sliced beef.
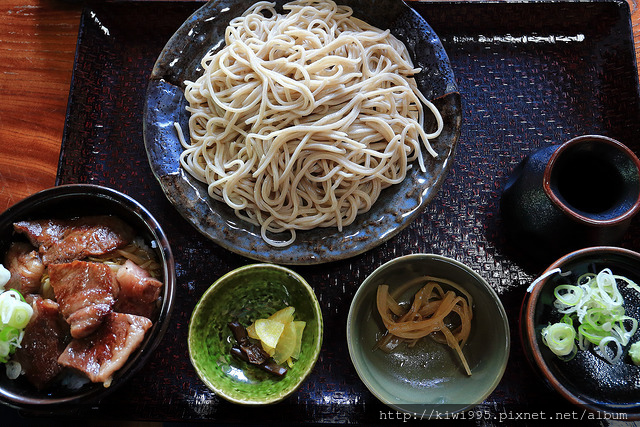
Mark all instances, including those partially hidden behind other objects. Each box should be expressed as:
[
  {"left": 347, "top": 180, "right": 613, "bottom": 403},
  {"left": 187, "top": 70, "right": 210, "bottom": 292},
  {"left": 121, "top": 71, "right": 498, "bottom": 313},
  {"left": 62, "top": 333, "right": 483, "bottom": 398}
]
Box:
[
  {"left": 114, "top": 260, "right": 162, "bottom": 319},
  {"left": 13, "top": 296, "right": 69, "bottom": 389},
  {"left": 48, "top": 260, "right": 116, "bottom": 339},
  {"left": 13, "top": 215, "right": 135, "bottom": 265},
  {"left": 4, "top": 242, "right": 45, "bottom": 294},
  {"left": 57, "top": 312, "right": 152, "bottom": 384}
]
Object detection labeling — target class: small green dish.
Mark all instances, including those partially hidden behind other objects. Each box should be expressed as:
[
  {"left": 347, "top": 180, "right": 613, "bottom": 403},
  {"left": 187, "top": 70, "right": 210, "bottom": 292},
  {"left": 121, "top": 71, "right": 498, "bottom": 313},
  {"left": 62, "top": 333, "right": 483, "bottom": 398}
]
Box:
[
  {"left": 347, "top": 254, "right": 510, "bottom": 415},
  {"left": 188, "top": 263, "right": 323, "bottom": 405}
]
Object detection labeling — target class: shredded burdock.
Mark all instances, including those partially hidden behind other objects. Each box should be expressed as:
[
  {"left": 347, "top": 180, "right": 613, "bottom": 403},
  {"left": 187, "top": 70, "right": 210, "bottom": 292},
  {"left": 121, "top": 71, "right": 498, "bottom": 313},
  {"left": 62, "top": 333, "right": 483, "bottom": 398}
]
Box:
[{"left": 375, "top": 276, "right": 473, "bottom": 376}]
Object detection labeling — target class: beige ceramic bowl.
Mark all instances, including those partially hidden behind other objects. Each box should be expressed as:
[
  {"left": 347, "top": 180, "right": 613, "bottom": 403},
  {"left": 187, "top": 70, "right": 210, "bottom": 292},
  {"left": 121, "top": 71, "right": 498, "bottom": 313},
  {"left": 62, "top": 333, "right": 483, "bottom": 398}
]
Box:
[{"left": 347, "top": 254, "right": 509, "bottom": 415}]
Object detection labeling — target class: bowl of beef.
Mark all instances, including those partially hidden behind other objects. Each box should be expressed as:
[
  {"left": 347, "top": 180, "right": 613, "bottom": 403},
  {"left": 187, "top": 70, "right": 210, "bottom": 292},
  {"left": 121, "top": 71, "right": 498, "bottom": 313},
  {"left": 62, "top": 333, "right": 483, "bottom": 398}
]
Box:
[{"left": 0, "top": 184, "right": 175, "bottom": 409}]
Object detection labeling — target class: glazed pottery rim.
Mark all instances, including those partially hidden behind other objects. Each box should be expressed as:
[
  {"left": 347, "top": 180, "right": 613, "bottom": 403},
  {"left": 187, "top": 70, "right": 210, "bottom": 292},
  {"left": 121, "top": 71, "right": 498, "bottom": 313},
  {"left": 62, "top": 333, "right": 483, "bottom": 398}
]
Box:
[
  {"left": 143, "top": 0, "right": 461, "bottom": 265},
  {"left": 188, "top": 263, "right": 323, "bottom": 405},
  {"left": 523, "top": 246, "right": 640, "bottom": 415},
  {"left": 0, "top": 184, "right": 176, "bottom": 408},
  {"left": 542, "top": 134, "right": 640, "bottom": 226},
  {"left": 347, "top": 253, "right": 510, "bottom": 413}
]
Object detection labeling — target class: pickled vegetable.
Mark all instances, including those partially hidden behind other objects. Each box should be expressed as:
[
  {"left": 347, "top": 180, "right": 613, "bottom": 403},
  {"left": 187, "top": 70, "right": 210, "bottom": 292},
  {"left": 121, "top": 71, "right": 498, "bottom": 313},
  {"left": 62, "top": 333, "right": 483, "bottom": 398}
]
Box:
[
  {"left": 255, "top": 319, "right": 285, "bottom": 349},
  {"left": 247, "top": 306, "right": 305, "bottom": 367}
]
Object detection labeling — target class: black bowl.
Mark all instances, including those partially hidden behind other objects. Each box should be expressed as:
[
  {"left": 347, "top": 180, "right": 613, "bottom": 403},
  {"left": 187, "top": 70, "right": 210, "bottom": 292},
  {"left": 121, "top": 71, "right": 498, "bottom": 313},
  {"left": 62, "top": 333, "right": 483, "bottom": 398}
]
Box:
[
  {"left": 521, "top": 246, "right": 640, "bottom": 419},
  {"left": 0, "top": 184, "right": 175, "bottom": 410}
]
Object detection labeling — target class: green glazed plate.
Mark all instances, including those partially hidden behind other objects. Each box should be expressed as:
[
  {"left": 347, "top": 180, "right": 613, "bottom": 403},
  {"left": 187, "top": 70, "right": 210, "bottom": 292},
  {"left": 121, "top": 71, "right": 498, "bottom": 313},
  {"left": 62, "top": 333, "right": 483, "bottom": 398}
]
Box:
[{"left": 188, "top": 264, "right": 323, "bottom": 404}]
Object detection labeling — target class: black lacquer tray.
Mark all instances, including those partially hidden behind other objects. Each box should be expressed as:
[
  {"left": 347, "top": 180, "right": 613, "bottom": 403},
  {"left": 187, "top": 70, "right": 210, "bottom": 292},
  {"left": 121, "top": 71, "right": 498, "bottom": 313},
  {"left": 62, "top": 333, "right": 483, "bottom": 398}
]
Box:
[{"left": 7, "top": 0, "right": 640, "bottom": 424}]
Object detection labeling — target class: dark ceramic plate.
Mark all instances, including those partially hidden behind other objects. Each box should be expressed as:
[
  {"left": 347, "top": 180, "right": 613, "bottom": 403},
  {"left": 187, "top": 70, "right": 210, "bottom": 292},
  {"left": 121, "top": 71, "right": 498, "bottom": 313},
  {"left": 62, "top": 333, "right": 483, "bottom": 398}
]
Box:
[
  {"left": 0, "top": 184, "right": 175, "bottom": 410},
  {"left": 521, "top": 247, "right": 640, "bottom": 418},
  {"left": 143, "top": 0, "right": 461, "bottom": 264}
]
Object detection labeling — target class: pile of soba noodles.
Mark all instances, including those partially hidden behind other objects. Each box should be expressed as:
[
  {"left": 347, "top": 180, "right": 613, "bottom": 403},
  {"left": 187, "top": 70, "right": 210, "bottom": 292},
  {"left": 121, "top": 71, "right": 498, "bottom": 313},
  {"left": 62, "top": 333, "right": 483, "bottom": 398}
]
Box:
[{"left": 179, "top": 0, "right": 444, "bottom": 247}]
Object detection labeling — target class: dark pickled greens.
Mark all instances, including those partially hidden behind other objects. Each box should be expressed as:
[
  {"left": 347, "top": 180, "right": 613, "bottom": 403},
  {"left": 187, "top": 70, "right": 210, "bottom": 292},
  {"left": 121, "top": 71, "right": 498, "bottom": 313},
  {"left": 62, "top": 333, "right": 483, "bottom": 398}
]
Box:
[{"left": 228, "top": 321, "right": 287, "bottom": 377}]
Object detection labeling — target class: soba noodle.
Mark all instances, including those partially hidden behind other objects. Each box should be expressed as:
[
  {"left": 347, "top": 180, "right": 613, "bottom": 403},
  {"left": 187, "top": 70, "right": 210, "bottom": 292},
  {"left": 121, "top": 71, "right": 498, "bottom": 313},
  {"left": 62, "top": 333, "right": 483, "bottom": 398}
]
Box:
[{"left": 179, "top": 0, "right": 444, "bottom": 246}]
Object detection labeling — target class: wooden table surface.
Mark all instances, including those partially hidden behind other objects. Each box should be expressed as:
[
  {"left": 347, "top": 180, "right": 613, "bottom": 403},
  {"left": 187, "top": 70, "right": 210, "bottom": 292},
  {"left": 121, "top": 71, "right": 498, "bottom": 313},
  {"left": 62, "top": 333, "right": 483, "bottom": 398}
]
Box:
[{"left": 0, "top": 0, "right": 638, "bottom": 212}]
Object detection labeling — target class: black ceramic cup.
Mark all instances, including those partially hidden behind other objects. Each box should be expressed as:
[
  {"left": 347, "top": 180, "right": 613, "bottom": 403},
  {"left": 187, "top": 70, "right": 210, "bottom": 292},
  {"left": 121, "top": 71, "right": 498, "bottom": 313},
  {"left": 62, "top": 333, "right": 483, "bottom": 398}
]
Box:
[{"left": 501, "top": 135, "right": 640, "bottom": 260}]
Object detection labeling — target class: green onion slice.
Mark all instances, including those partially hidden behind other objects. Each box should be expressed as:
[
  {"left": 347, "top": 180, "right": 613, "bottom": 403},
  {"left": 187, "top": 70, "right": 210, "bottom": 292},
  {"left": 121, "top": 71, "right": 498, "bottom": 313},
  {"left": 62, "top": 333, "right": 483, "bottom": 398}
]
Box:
[
  {"left": 542, "top": 322, "right": 576, "bottom": 357},
  {"left": 0, "top": 286, "right": 33, "bottom": 367},
  {"left": 543, "top": 268, "right": 640, "bottom": 365}
]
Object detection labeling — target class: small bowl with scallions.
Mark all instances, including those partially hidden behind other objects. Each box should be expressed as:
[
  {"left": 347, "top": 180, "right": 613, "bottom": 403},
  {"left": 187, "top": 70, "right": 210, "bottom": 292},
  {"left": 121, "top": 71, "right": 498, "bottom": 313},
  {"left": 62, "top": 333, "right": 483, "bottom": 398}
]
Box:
[{"left": 521, "top": 246, "right": 640, "bottom": 419}]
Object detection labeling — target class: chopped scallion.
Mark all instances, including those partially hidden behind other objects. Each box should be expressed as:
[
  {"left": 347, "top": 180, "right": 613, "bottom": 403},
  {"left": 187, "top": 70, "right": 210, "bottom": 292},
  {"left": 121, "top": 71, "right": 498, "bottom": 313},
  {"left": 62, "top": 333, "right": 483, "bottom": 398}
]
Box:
[
  {"left": 0, "top": 277, "right": 34, "bottom": 368},
  {"left": 542, "top": 268, "right": 640, "bottom": 364}
]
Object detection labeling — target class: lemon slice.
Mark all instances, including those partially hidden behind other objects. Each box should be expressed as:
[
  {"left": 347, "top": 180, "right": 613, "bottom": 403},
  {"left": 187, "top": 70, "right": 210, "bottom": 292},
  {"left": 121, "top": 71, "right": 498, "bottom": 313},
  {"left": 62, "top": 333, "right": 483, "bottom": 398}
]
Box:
[
  {"left": 254, "top": 318, "right": 285, "bottom": 349},
  {"left": 245, "top": 306, "right": 305, "bottom": 366},
  {"left": 273, "top": 321, "right": 297, "bottom": 365},
  {"left": 268, "top": 306, "right": 295, "bottom": 324},
  {"left": 262, "top": 341, "right": 276, "bottom": 357},
  {"left": 291, "top": 321, "right": 306, "bottom": 359},
  {"left": 246, "top": 322, "right": 258, "bottom": 340}
]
